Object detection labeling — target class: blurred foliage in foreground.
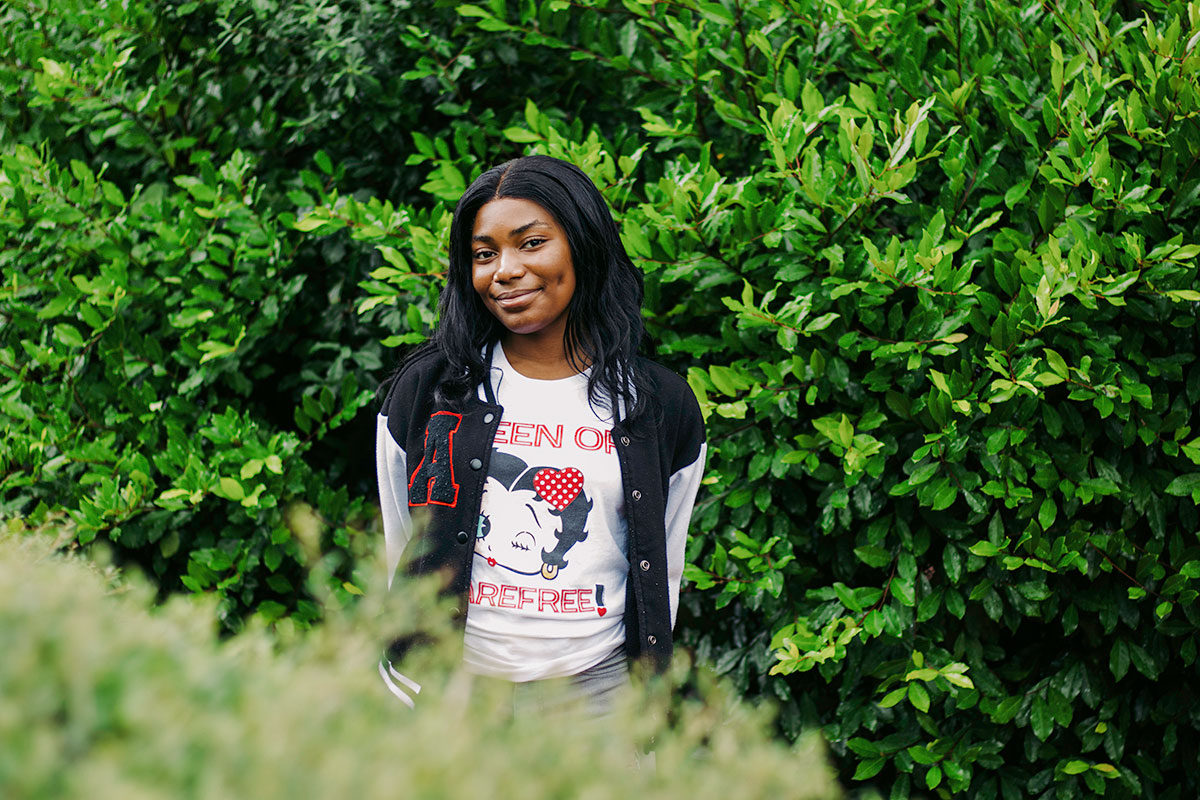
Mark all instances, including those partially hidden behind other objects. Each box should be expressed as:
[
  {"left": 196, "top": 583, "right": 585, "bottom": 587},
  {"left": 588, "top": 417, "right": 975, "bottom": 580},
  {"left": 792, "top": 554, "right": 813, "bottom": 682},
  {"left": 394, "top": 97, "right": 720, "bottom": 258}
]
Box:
[{"left": 0, "top": 523, "right": 838, "bottom": 800}]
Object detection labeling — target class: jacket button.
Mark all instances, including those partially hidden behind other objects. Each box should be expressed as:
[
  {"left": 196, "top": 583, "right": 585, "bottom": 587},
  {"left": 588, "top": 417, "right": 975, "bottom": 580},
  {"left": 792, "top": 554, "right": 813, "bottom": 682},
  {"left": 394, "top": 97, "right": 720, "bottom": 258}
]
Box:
[
  {"left": 455, "top": 531, "right": 469, "bottom": 544},
  {"left": 483, "top": 413, "right": 495, "bottom": 424},
  {"left": 640, "top": 559, "right": 650, "bottom": 571},
  {"left": 469, "top": 458, "right": 482, "bottom": 470},
  {"left": 632, "top": 490, "right": 642, "bottom": 501},
  {"left": 647, "top": 635, "right": 657, "bottom": 646},
  {"left": 621, "top": 436, "right": 630, "bottom": 446}
]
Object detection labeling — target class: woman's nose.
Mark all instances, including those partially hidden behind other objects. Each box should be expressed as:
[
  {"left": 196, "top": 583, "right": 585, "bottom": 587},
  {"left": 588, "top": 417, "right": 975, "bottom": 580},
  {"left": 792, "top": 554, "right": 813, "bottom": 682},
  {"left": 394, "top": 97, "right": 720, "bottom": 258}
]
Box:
[{"left": 494, "top": 248, "right": 525, "bottom": 281}]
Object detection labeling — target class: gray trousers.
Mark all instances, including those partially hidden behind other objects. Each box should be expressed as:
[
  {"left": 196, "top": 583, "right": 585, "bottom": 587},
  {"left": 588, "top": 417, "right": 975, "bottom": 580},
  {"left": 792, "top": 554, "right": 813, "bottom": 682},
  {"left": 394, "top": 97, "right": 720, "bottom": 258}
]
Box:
[
  {"left": 510, "top": 644, "right": 631, "bottom": 719},
  {"left": 471, "top": 646, "right": 653, "bottom": 769}
]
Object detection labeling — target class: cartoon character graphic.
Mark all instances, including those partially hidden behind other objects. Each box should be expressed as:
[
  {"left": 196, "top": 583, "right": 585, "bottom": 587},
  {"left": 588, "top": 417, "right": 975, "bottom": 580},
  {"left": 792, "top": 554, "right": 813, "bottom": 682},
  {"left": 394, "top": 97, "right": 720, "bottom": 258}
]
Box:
[{"left": 475, "top": 449, "right": 592, "bottom": 580}]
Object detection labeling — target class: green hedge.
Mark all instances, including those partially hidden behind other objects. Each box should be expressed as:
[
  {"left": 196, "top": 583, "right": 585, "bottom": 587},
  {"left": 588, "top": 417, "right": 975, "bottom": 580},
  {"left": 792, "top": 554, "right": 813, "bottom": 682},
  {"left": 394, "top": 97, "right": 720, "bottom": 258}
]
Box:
[
  {"left": 0, "top": 524, "right": 838, "bottom": 799},
  {"left": 3, "top": 1, "right": 1200, "bottom": 798}
]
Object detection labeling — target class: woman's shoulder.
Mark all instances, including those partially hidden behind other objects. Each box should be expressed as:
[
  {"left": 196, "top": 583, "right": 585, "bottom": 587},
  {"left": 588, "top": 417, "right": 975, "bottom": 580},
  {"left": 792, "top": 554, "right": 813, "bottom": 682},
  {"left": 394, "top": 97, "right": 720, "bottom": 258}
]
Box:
[
  {"left": 635, "top": 356, "right": 692, "bottom": 398},
  {"left": 377, "top": 345, "right": 448, "bottom": 416},
  {"left": 634, "top": 357, "right": 703, "bottom": 425},
  {"left": 631, "top": 357, "right": 705, "bottom": 471}
]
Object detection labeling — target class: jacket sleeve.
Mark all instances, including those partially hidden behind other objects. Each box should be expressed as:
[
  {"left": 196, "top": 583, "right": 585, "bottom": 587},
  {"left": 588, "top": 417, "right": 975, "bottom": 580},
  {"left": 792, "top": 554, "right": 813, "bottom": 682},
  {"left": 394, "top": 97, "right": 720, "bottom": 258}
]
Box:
[
  {"left": 665, "top": 444, "right": 706, "bottom": 627},
  {"left": 375, "top": 411, "right": 412, "bottom": 590},
  {"left": 376, "top": 410, "right": 424, "bottom": 707},
  {"left": 664, "top": 386, "right": 707, "bottom": 628}
]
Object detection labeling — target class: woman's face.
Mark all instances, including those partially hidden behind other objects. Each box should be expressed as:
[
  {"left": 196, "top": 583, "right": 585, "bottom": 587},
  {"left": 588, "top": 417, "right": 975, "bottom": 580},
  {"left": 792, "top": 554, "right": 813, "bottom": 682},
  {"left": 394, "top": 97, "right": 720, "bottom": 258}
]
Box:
[{"left": 470, "top": 197, "right": 576, "bottom": 343}]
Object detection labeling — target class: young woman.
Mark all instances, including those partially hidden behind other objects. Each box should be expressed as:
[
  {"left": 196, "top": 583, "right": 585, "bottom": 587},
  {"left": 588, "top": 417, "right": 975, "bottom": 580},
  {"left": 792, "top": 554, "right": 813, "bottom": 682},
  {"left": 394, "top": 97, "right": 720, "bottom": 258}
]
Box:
[{"left": 375, "top": 155, "right": 706, "bottom": 713}]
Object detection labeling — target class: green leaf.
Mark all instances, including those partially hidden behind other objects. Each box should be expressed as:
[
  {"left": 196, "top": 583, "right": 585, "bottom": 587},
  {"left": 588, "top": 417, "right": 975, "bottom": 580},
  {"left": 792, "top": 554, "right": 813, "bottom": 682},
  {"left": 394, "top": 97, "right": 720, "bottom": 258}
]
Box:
[
  {"left": 294, "top": 214, "right": 328, "bottom": 232},
  {"left": 908, "top": 681, "right": 931, "bottom": 713},
  {"left": 917, "top": 591, "right": 941, "bottom": 622},
  {"left": 53, "top": 323, "right": 85, "bottom": 348},
  {"left": 502, "top": 127, "right": 542, "bottom": 143},
  {"left": 618, "top": 18, "right": 638, "bottom": 58},
  {"left": 837, "top": 414, "right": 854, "bottom": 448},
  {"left": 1004, "top": 180, "right": 1031, "bottom": 207},
  {"left": 908, "top": 745, "right": 938, "bottom": 764},
  {"left": 1165, "top": 474, "right": 1200, "bottom": 496},
  {"left": 990, "top": 696, "right": 1022, "bottom": 724},
  {"left": 622, "top": 220, "right": 651, "bottom": 259},
  {"left": 455, "top": 4, "right": 491, "bottom": 17},
  {"left": 1038, "top": 497, "right": 1058, "bottom": 529},
  {"left": 709, "top": 365, "right": 741, "bottom": 397},
  {"left": 834, "top": 582, "right": 861, "bottom": 611},
  {"left": 853, "top": 757, "right": 886, "bottom": 780},
  {"left": 257, "top": 601, "right": 287, "bottom": 622},
  {"left": 1031, "top": 695, "right": 1053, "bottom": 740},
  {"left": 39, "top": 57, "right": 68, "bottom": 79},
  {"left": 930, "top": 480, "right": 957, "bottom": 511},
  {"left": 969, "top": 540, "right": 1001, "bottom": 557},
  {"left": 854, "top": 545, "right": 892, "bottom": 568},
  {"left": 804, "top": 313, "right": 840, "bottom": 333},
  {"left": 909, "top": 461, "right": 939, "bottom": 485},
  {"left": 218, "top": 477, "right": 245, "bottom": 501},
  {"left": 1044, "top": 348, "right": 1068, "bottom": 377},
  {"left": 1109, "top": 639, "right": 1130, "bottom": 681},
  {"left": 943, "top": 546, "right": 963, "bottom": 583},
  {"left": 697, "top": 2, "right": 735, "bottom": 25},
  {"left": 1127, "top": 642, "right": 1159, "bottom": 679},
  {"left": 942, "top": 670, "right": 974, "bottom": 689},
  {"left": 159, "top": 530, "right": 180, "bottom": 558}
]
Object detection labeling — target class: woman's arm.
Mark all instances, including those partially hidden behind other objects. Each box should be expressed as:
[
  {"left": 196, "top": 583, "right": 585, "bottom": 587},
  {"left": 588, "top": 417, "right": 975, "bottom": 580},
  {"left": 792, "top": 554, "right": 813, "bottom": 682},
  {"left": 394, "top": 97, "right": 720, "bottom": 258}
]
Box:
[
  {"left": 375, "top": 412, "right": 413, "bottom": 589},
  {"left": 375, "top": 410, "right": 424, "bottom": 707},
  {"left": 661, "top": 375, "right": 708, "bottom": 628},
  {"left": 664, "top": 441, "right": 706, "bottom": 628}
]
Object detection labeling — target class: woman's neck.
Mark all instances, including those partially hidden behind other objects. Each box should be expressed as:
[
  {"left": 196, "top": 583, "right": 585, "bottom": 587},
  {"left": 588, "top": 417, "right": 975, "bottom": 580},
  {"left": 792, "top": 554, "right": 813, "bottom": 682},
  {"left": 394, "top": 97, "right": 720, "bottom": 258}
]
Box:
[{"left": 500, "top": 333, "right": 586, "bottom": 380}]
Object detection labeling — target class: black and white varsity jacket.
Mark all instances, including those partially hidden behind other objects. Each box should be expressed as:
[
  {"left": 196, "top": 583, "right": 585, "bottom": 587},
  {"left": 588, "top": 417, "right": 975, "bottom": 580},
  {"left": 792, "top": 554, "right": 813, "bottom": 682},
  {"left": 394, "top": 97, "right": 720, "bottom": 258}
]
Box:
[{"left": 374, "top": 347, "right": 706, "bottom": 704}]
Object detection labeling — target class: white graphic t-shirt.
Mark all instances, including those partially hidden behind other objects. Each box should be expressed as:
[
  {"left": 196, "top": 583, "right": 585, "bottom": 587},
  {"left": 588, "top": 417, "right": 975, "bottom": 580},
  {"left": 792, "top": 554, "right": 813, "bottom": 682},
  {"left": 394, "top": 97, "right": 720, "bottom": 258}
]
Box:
[{"left": 463, "top": 344, "right": 628, "bottom": 681}]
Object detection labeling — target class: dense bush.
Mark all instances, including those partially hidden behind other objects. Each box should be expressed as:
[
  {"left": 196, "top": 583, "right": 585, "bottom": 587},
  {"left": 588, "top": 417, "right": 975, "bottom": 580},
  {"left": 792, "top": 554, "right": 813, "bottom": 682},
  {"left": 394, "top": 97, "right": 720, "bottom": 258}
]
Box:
[
  {"left": 0, "top": 524, "right": 838, "bottom": 799},
  {"left": 4, "top": 0, "right": 1200, "bottom": 798}
]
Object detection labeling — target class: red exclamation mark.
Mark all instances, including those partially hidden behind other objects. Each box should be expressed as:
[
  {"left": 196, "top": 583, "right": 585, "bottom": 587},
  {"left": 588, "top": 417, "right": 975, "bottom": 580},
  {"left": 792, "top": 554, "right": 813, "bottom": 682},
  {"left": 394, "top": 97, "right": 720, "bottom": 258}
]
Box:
[{"left": 596, "top": 584, "right": 607, "bottom": 617}]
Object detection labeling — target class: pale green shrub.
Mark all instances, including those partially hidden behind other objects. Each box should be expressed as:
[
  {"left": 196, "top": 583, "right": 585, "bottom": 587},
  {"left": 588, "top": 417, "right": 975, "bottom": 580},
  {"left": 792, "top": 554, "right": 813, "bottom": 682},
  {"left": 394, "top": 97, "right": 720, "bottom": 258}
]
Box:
[{"left": 0, "top": 529, "right": 839, "bottom": 800}]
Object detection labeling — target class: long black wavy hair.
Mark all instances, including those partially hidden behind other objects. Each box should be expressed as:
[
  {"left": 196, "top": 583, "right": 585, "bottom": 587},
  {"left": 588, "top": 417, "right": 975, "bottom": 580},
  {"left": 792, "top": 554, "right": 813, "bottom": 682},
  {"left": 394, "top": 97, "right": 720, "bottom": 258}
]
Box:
[{"left": 428, "top": 155, "right": 651, "bottom": 423}]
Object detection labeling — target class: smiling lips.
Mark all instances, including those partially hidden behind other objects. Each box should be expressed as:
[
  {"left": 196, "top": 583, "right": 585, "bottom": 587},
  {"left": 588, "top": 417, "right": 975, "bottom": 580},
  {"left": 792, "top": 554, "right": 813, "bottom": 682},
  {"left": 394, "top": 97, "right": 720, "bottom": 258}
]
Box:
[{"left": 491, "top": 288, "right": 540, "bottom": 309}]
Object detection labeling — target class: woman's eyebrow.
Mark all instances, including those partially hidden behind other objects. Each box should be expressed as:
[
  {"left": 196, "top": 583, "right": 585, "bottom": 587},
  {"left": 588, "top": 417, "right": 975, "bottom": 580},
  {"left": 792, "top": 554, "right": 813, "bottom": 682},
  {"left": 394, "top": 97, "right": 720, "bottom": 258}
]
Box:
[
  {"left": 525, "top": 502, "right": 541, "bottom": 527},
  {"left": 471, "top": 219, "right": 552, "bottom": 243}
]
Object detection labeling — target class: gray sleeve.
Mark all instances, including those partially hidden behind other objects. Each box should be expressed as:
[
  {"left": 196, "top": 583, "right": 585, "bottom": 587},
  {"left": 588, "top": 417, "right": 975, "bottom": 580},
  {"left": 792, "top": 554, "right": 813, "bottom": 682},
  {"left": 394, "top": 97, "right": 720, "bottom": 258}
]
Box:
[
  {"left": 665, "top": 442, "right": 706, "bottom": 627},
  {"left": 375, "top": 412, "right": 412, "bottom": 589}
]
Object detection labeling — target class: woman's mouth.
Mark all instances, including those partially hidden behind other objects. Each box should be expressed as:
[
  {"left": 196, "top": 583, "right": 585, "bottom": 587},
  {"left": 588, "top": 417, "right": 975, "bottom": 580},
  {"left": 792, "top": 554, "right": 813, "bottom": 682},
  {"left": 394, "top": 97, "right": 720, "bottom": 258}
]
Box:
[{"left": 492, "top": 288, "right": 539, "bottom": 310}]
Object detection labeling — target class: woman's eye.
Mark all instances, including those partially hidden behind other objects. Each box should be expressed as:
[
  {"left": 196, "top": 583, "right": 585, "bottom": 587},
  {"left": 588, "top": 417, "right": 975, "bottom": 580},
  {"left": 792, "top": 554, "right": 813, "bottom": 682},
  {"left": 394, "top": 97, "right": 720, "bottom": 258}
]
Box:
[
  {"left": 473, "top": 249, "right": 494, "bottom": 261},
  {"left": 522, "top": 238, "right": 546, "bottom": 249}
]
